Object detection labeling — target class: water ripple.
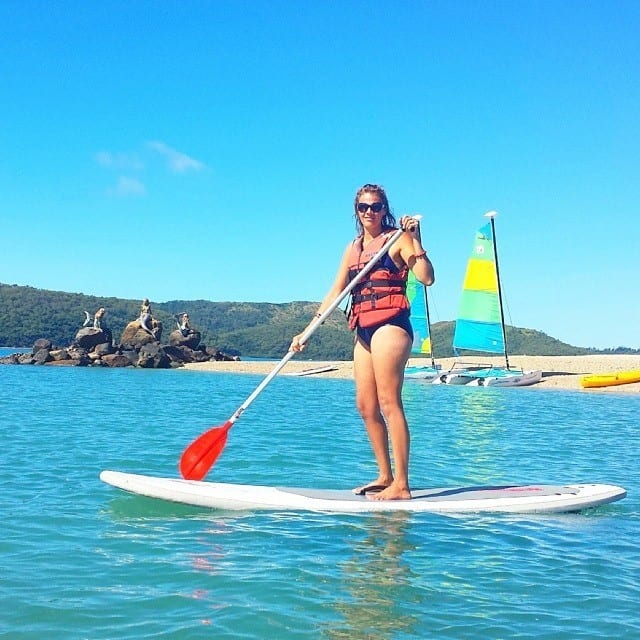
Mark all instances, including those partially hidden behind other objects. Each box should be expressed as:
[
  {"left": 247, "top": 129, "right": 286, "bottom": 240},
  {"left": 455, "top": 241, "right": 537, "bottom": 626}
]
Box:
[{"left": 0, "top": 365, "right": 638, "bottom": 638}]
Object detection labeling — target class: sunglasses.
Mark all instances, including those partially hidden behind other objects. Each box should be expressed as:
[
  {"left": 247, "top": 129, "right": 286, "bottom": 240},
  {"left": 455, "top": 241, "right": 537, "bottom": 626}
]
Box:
[{"left": 357, "top": 202, "right": 385, "bottom": 213}]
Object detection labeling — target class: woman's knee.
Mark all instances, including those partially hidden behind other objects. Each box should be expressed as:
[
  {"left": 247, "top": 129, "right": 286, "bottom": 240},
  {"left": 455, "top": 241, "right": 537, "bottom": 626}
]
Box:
[
  {"left": 355, "top": 394, "right": 381, "bottom": 421},
  {"left": 377, "top": 391, "right": 403, "bottom": 420}
]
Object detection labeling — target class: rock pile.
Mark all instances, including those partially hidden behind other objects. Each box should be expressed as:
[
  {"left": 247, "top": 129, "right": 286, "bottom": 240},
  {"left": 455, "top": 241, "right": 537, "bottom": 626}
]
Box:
[{"left": 0, "top": 323, "right": 239, "bottom": 369}]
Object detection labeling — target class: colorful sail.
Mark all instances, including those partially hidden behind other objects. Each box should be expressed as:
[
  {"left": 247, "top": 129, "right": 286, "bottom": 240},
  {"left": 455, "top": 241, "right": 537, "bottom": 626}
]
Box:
[
  {"left": 407, "top": 270, "right": 432, "bottom": 356},
  {"left": 452, "top": 222, "right": 505, "bottom": 355}
]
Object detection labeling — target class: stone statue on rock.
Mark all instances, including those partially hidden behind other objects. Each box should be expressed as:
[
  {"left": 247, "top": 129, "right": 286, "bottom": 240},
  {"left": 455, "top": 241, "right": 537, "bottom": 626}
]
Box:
[
  {"left": 120, "top": 298, "right": 163, "bottom": 349},
  {"left": 138, "top": 298, "right": 162, "bottom": 339},
  {"left": 0, "top": 299, "right": 241, "bottom": 369},
  {"left": 168, "top": 312, "right": 201, "bottom": 349},
  {"left": 76, "top": 308, "right": 113, "bottom": 352},
  {"left": 83, "top": 307, "right": 106, "bottom": 329}
]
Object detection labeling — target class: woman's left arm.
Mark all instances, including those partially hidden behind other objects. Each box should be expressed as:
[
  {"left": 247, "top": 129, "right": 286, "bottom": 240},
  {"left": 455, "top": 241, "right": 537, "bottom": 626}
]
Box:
[{"left": 399, "top": 215, "right": 435, "bottom": 286}]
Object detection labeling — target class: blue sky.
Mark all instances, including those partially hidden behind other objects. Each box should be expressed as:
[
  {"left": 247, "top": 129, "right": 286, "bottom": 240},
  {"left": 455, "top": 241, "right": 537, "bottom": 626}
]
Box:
[{"left": 1, "top": 1, "right": 638, "bottom": 349}]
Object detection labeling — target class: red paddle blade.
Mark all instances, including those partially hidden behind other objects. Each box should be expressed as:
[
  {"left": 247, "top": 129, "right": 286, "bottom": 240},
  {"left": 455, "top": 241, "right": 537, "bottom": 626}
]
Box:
[{"left": 179, "top": 421, "right": 232, "bottom": 480}]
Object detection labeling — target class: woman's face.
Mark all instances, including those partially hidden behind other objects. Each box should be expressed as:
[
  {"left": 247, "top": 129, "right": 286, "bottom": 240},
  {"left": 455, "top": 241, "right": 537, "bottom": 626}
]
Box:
[{"left": 356, "top": 191, "right": 386, "bottom": 232}]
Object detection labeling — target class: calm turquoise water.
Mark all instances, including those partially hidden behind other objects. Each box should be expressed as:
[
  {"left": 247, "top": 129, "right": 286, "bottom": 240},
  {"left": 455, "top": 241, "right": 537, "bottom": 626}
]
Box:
[{"left": 1, "top": 354, "right": 639, "bottom": 639}]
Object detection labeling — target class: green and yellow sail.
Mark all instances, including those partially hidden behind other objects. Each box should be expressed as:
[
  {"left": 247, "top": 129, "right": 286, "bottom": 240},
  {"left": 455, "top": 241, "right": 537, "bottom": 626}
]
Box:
[{"left": 452, "top": 221, "right": 505, "bottom": 355}]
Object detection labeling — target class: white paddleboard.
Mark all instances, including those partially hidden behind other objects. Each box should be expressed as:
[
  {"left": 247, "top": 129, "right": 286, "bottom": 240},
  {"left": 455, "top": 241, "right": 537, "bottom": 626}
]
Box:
[
  {"left": 283, "top": 365, "right": 339, "bottom": 377},
  {"left": 100, "top": 471, "right": 626, "bottom": 514}
]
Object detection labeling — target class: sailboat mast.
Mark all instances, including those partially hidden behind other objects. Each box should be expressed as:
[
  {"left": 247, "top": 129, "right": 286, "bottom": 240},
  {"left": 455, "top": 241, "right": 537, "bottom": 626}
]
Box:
[
  {"left": 421, "top": 285, "right": 436, "bottom": 369},
  {"left": 485, "top": 211, "right": 510, "bottom": 369},
  {"left": 416, "top": 225, "right": 436, "bottom": 369}
]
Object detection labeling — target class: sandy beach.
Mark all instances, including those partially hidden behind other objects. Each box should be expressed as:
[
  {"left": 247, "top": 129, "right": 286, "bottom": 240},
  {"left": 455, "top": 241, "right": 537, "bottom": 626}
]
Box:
[{"left": 184, "top": 354, "right": 640, "bottom": 394}]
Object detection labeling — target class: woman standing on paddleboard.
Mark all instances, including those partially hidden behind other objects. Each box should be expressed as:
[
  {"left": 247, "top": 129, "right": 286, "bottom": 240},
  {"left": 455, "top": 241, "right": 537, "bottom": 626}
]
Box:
[{"left": 291, "top": 184, "right": 434, "bottom": 501}]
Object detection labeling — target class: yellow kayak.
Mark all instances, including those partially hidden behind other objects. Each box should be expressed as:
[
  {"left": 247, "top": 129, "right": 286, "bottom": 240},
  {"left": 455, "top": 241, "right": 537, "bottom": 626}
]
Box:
[{"left": 580, "top": 369, "right": 640, "bottom": 389}]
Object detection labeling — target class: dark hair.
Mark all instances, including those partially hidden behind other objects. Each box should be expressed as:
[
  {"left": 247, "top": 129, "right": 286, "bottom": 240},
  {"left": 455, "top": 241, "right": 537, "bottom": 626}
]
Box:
[{"left": 353, "top": 183, "right": 397, "bottom": 235}]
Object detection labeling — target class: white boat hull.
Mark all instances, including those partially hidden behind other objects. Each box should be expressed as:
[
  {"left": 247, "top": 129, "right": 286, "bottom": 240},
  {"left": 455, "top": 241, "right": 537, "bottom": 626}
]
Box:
[
  {"left": 404, "top": 366, "right": 441, "bottom": 380},
  {"left": 466, "top": 369, "right": 543, "bottom": 387},
  {"left": 434, "top": 366, "right": 543, "bottom": 388},
  {"left": 440, "top": 372, "right": 478, "bottom": 385}
]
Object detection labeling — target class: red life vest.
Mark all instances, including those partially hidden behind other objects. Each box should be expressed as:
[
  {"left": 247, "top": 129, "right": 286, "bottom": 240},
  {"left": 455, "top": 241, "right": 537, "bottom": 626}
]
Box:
[{"left": 347, "top": 230, "right": 409, "bottom": 330}]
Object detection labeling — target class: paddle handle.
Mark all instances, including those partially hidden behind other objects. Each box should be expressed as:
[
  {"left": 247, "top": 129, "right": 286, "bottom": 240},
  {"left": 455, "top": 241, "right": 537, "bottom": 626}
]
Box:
[{"left": 228, "top": 216, "right": 420, "bottom": 424}]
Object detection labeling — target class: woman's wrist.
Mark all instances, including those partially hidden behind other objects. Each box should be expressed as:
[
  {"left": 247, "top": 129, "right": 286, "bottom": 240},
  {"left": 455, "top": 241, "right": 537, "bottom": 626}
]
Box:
[{"left": 412, "top": 243, "right": 427, "bottom": 259}]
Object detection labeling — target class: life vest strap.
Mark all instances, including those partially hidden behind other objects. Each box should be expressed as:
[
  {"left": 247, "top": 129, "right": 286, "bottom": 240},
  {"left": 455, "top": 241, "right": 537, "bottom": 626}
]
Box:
[
  {"left": 356, "top": 278, "right": 406, "bottom": 289},
  {"left": 352, "top": 290, "right": 405, "bottom": 305}
]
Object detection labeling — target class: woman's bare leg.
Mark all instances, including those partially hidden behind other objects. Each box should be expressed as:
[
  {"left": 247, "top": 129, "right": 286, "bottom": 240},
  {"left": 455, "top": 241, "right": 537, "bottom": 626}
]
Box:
[
  {"left": 352, "top": 337, "right": 394, "bottom": 492},
  {"left": 367, "top": 325, "right": 412, "bottom": 501}
]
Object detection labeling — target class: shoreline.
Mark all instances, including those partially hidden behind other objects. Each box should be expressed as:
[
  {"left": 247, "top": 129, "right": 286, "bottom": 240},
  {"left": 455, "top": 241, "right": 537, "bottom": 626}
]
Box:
[{"left": 183, "top": 354, "right": 640, "bottom": 394}]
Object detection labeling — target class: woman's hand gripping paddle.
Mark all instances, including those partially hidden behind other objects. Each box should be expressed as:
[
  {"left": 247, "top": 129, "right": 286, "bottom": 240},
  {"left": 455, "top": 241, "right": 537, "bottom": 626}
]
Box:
[{"left": 179, "top": 216, "right": 421, "bottom": 480}]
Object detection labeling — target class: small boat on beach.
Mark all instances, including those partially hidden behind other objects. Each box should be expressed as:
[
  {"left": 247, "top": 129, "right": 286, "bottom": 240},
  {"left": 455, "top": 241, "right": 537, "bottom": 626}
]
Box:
[
  {"left": 404, "top": 363, "right": 441, "bottom": 380},
  {"left": 436, "top": 211, "right": 542, "bottom": 388},
  {"left": 431, "top": 362, "right": 492, "bottom": 385},
  {"left": 580, "top": 369, "right": 640, "bottom": 389},
  {"left": 465, "top": 367, "right": 543, "bottom": 387}
]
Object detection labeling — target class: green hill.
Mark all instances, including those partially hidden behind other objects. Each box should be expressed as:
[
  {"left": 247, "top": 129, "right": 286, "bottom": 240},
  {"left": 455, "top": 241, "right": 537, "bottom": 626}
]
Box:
[{"left": 1, "top": 283, "right": 635, "bottom": 358}]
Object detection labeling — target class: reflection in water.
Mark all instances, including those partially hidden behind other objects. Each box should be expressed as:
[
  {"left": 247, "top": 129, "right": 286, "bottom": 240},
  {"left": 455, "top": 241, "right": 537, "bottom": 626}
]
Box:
[
  {"left": 454, "top": 390, "right": 504, "bottom": 484},
  {"left": 403, "top": 384, "right": 504, "bottom": 485},
  {"left": 321, "top": 512, "right": 420, "bottom": 640}
]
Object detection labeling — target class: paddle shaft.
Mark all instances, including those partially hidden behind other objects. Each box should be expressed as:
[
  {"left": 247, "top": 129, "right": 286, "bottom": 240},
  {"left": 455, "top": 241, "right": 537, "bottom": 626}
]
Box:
[
  {"left": 226, "top": 219, "right": 419, "bottom": 425},
  {"left": 179, "top": 217, "right": 420, "bottom": 480}
]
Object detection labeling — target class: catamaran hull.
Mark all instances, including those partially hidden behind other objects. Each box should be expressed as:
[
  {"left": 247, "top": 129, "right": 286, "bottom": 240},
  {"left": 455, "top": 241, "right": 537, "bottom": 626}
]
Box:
[
  {"left": 439, "top": 373, "right": 477, "bottom": 385},
  {"left": 433, "top": 369, "right": 543, "bottom": 387},
  {"left": 468, "top": 370, "right": 543, "bottom": 387},
  {"left": 405, "top": 366, "right": 441, "bottom": 380}
]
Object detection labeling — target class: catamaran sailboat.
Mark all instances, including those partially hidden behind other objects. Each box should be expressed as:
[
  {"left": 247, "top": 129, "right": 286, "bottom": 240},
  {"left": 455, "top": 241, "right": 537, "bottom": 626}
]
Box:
[{"left": 435, "top": 211, "right": 542, "bottom": 387}]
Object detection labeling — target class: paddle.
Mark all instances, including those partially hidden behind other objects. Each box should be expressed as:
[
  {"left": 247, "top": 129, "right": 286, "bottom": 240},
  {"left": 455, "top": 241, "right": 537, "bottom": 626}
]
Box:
[{"left": 179, "top": 216, "right": 421, "bottom": 480}]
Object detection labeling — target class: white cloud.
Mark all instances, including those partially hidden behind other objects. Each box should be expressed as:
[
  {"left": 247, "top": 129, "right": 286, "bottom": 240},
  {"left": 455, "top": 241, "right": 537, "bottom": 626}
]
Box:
[
  {"left": 95, "top": 151, "right": 144, "bottom": 171},
  {"left": 108, "top": 176, "right": 147, "bottom": 197},
  {"left": 147, "top": 140, "right": 205, "bottom": 173}
]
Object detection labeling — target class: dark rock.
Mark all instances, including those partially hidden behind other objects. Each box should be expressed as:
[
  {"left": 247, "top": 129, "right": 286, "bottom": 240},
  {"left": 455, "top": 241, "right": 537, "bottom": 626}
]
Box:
[
  {"left": 33, "top": 348, "right": 52, "bottom": 364},
  {"left": 49, "top": 349, "right": 70, "bottom": 361},
  {"left": 102, "top": 354, "right": 133, "bottom": 368},
  {"left": 75, "top": 327, "right": 112, "bottom": 351},
  {"left": 46, "top": 359, "right": 82, "bottom": 366},
  {"left": 137, "top": 343, "right": 171, "bottom": 369},
  {"left": 120, "top": 321, "right": 159, "bottom": 349},
  {"left": 168, "top": 329, "right": 201, "bottom": 349},
  {"left": 204, "top": 346, "right": 240, "bottom": 360},
  {"left": 67, "top": 345, "right": 90, "bottom": 360},
  {"left": 64, "top": 345, "right": 91, "bottom": 366},
  {"left": 163, "top": 345, "right": 189, "bottom": 364},
  {"left": 93, "top": 342, "right": 114, "bottom": 357},
  {"left": 119, "top": 350, "right": 139, "bottom": 366},
  {"left": 206, "top": 348, "right": 240, "bottom": 361},
  {"left": 33, "top": 338, "right": 52, "bottom": 353},
  {"left": 164, "top": 344, "right": 212, "bottom": 364}
]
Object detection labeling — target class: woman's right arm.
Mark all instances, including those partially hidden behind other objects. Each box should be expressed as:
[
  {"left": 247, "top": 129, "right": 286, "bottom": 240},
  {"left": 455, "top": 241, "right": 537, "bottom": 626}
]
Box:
[{"left": 290, "top": 244, "right": 352, "bottom": 352}]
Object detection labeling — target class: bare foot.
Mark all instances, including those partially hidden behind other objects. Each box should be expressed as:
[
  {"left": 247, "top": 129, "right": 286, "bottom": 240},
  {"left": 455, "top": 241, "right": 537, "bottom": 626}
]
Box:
[
  {"left": 353, "top": 478, "right": 392, "bottom": 495},
  {"left": 367, "top": 484, "right": 411, "bottom": 501}
]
